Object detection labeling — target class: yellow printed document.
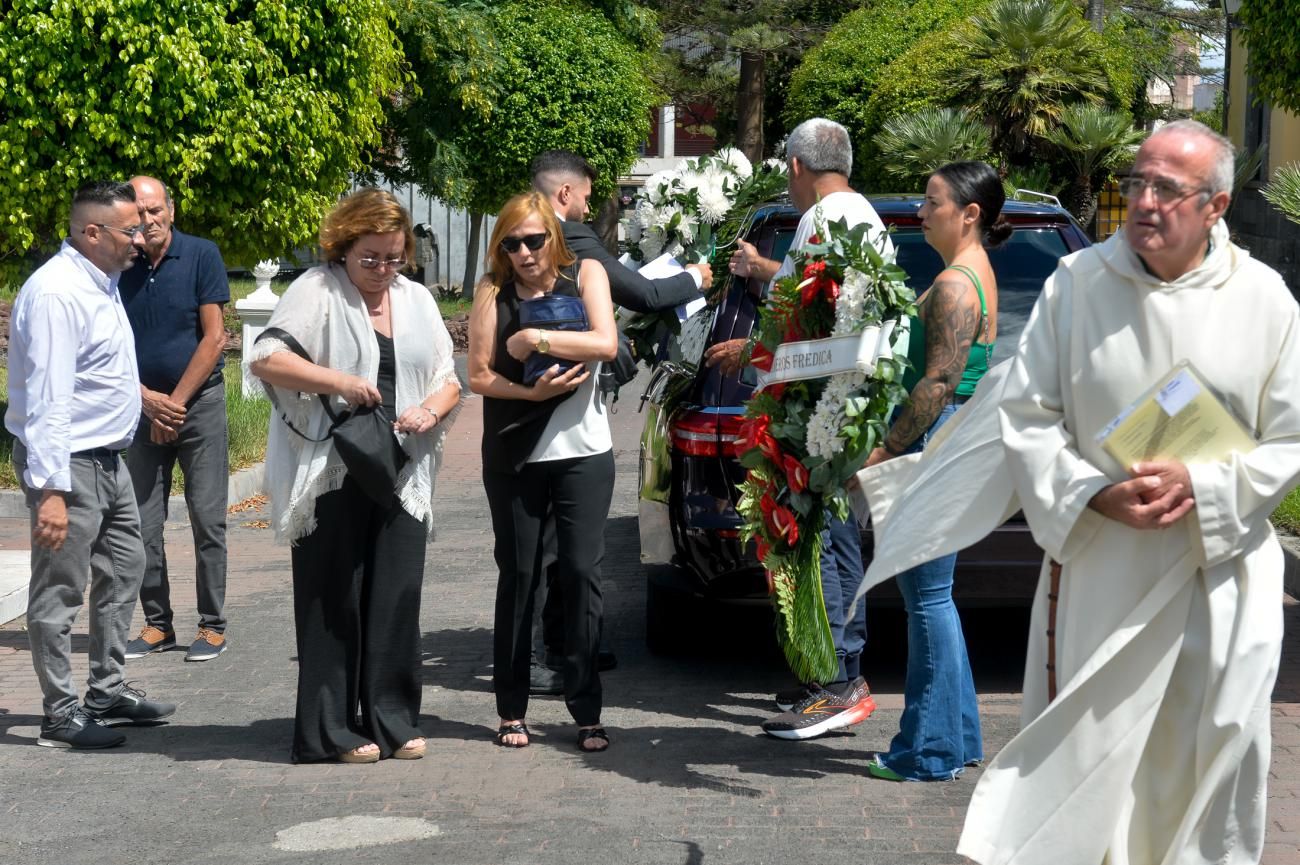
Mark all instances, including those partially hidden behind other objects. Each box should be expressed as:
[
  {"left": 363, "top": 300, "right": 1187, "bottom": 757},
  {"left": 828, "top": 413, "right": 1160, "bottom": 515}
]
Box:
[{"left": 1095, "top": 361, "right": 1256, "bottom": 467}]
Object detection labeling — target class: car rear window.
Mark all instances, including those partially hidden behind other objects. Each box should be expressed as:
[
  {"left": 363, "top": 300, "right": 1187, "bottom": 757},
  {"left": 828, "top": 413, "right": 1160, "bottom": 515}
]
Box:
[{"left": 890, "top": 226, "right": 1070, "bottom": 348}]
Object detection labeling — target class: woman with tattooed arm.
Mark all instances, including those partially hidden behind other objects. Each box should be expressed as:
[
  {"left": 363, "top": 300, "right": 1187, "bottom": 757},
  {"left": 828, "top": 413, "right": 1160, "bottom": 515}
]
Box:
[{"left": 863, "top": 161, "right": 1009, "bottom": 782}]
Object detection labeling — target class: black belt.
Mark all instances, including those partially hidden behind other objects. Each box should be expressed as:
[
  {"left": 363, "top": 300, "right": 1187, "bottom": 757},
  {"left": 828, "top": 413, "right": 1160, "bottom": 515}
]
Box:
[{"left": 72, "top": 448, "right": 121, "bottom": 462}]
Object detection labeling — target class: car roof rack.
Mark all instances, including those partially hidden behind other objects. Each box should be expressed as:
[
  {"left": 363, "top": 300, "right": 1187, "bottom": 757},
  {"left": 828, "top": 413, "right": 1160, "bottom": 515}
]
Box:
[{"left": 1013, "top": 189, "right": 1062, "bottom": 207}]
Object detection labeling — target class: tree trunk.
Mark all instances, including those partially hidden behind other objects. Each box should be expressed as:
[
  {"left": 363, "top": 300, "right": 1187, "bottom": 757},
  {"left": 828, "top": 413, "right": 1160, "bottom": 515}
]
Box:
[
  {"left": 1072, "top": 175, "right": 1098, "bottom": 237},
  {"left": 461, "top": 211, "right": 483, "bottom": 300},
  {"left": 592, "top": 195, "right": 621, "bottom": 255},
  {"left": 736, "top": 52, "right": 765, "bottom": 163},
  {"left": 1086, "top": 0, "right": 1105, "bottom": 31}
]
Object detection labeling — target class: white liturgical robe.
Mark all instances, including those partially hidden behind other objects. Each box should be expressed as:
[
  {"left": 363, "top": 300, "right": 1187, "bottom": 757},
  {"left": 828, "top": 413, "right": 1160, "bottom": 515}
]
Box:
[{"left": 854, "top": 219, "right": 1300, "bottom": 865}]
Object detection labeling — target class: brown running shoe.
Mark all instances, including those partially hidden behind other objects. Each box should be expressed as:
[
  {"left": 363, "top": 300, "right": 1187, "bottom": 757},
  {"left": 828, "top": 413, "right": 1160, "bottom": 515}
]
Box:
[
  {"left": 184, "top": 628, "right": 227, "bottom": 662},
  {"left": 124, "top": 626, "right": 176, "bottom": 659}
]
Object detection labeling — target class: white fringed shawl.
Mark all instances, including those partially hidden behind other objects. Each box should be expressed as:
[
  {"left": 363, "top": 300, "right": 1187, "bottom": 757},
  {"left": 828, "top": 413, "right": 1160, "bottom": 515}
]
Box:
[{"left": 244, "top": 264, "right": 462, "bottom": 543}]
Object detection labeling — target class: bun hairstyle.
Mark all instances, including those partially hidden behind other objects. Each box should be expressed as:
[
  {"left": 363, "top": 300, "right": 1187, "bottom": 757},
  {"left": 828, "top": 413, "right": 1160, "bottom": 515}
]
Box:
[{"left": 933, "top": 161, "right": 1010, "bottom": 249}]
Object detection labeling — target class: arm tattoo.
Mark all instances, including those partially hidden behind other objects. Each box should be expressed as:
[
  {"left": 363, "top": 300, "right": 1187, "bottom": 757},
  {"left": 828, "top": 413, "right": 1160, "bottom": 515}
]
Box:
[{"left": 884, "top": 278, "right": 981, "bottom": 453}]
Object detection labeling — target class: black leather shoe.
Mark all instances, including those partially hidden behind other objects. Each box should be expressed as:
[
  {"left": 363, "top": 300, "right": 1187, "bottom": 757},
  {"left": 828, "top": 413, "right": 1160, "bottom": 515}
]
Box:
[{"left": 528, "top": 662, "right": 563, "bottom": 695}]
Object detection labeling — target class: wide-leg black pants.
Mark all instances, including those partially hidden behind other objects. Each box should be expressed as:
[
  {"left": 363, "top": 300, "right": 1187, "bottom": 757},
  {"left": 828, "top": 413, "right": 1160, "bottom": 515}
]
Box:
[
  {"left": 484, "top": 450, "right": 615, "bottom": 727},
  {"left": 289, "top": 476, "right": 427, "bottom": 762}
]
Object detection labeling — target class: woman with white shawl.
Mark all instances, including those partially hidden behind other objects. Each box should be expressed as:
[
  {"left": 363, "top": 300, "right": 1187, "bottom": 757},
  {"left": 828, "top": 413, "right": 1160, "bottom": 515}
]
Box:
[{"left": 247, "top": 189, "right": 462, "bottom": 764}]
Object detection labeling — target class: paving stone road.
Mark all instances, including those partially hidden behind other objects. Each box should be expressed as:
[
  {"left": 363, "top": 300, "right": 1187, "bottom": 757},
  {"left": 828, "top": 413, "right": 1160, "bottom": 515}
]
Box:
[{"left": 2, "top": 373, "right": 1299, "bottom": 865}]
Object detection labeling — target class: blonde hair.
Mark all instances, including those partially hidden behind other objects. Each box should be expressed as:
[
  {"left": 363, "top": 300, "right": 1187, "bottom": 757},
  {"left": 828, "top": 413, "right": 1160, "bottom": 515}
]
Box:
[
  {"left": 485, "top": 191, "right": 576, "bottom": 287},
  {"left": 319, "top": 188, "right": 415, "bottom": 269}
]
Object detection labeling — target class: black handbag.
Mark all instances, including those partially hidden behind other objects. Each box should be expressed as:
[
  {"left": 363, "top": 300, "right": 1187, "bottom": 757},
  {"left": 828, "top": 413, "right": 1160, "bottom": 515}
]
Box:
[
  {"left": 598, "top": 330, "right": 639, "bottom": 400},
  {"left": 518, "top": 293, "right": 589, "bottom": 384},
  {"left": 256, "top": 327, "right": 409, "bottom": 507}
]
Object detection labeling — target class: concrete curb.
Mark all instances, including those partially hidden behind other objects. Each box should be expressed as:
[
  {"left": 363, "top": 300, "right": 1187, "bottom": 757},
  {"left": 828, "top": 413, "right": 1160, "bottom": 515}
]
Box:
[
  {"left": 1280, "top": 532, "right": 1300, "bottom": 601},
  {"left": 0, "top": 462, "right": 265, "bottom": 525},
  {"left": 0, "top": 463, "right": 265, "bottom": 625}
]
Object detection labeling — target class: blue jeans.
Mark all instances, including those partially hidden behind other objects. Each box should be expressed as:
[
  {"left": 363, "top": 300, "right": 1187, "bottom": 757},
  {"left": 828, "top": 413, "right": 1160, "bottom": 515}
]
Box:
[
  {"left": 879, "top": 402, "right": 982, "bottom": 780},
  {"left": 820, "top": 511, "right": 866, "bottom": 684}
]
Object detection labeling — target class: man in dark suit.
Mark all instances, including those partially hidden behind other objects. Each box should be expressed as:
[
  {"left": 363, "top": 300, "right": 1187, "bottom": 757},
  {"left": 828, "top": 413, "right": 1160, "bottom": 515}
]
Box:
[
  {"left": 522, "top": 150, "right": 713, "bottom": 693},
  {"left": 531, "top": 150, "right": 711, "bottom": 311}
]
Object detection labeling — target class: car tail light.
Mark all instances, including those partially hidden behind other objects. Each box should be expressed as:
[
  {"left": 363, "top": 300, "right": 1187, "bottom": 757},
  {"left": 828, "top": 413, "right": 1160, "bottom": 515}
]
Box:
[
  {"left": 670, "top": 410, "right": 747, "bottom": 458},
  {"left": 718, "top": 413, "right": 746, "bottom": 456}
]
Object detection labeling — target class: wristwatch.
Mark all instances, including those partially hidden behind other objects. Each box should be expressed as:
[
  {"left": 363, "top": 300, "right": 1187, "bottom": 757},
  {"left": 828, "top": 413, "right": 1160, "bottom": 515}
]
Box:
[{"left": 536, "top": 330, "right": 550, "bottom": 353}]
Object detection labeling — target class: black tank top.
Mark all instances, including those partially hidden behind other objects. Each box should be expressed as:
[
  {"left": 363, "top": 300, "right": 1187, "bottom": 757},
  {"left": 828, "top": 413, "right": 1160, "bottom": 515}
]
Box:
[{"left": 481, "top": 265, "right": 580, "bottom": 474}]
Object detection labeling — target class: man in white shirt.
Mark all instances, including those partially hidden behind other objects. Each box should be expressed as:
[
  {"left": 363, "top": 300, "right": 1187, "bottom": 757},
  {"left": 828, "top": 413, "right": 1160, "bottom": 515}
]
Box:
[
  {"left": 6, "top": 180, "right": 176, "bottom": 749},
  {"left": 704, "top": 118, "right": 890, "bottom": 740}
]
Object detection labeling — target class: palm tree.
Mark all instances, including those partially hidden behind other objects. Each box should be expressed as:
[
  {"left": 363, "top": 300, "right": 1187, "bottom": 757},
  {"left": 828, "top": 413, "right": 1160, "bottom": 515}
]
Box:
[
  {"left": 1043, "top": 103, "right": 1142, "bottom": 229},
  {"left": 873, "top": 107, "right": 992, "bottom": 189},
  {"left": 1262, "top": 163, "right": 1300, "bottom": 227},
  {"left": 954, "top": 0, "right": 1109, "bottom": 165}
]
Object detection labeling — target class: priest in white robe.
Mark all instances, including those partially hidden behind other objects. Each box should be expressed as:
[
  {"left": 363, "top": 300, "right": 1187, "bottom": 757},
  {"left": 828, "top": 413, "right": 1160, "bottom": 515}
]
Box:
[{"left": 855, "top": 120, "right": 1300, "bottom": 864}]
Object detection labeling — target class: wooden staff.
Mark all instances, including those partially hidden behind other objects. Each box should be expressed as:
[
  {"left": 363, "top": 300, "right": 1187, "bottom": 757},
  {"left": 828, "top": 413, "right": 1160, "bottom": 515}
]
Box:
[{"left": 1047, "top": 560, "right": 1062, "bottom": 702}]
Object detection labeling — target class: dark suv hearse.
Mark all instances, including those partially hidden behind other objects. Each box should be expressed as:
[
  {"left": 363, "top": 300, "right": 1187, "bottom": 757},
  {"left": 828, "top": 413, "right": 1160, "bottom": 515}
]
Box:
[{"left": 635, "top": 194, "right": 1092, "bottom": 650}]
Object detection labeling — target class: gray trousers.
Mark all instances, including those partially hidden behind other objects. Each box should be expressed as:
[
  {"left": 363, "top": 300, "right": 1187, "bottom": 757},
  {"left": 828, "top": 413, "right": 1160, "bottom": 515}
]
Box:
[
  {"left": 126, "top": 381, "right": 229, "bottom": 634},
  {"left": 16, "top": 442, "right": 145, "bottom": 720}
]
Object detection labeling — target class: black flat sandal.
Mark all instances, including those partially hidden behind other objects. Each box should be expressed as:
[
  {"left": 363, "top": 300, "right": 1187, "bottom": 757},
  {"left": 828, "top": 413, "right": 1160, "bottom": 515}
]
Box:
[
  {"left": 496, "top": 722, "right": 530, "bottom": 748},
  {"left": 576, "top": 726, "right": 609, "bottom": 752}
]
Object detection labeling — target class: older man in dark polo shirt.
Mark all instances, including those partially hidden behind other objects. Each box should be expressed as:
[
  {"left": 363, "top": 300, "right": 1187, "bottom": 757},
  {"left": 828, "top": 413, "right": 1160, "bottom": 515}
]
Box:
[{"left": 120, "top": 176, "right": 232, "bottom": 663}]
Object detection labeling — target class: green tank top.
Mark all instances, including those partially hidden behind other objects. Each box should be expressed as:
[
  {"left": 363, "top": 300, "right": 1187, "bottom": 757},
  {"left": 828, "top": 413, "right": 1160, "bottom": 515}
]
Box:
[{"left": 901, "top": 264, "right": 994, "bottom": 397}]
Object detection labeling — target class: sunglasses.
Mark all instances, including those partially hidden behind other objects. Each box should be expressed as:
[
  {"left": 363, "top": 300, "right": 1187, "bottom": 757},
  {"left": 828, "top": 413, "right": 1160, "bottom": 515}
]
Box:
[{"left": 500, "top": 233, "right": 548, "bottom": 254}]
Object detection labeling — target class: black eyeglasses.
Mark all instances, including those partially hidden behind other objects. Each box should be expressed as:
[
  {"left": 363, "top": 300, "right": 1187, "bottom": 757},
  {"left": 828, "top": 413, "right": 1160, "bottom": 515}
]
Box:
[
  {"left": 500, "top": 233, "right": 547, "bottom": 254},
  {"left": 82, "top": 223, "right": 145, "bottom": 239},
  {"left": 354, "top": 257, "right": 407, "bottom": 271}
]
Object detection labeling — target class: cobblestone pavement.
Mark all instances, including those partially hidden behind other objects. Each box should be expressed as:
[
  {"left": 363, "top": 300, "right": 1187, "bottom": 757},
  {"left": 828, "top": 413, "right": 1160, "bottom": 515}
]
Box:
[{"left": 1, "top": 378, "right": 1299, "bottom": 865}]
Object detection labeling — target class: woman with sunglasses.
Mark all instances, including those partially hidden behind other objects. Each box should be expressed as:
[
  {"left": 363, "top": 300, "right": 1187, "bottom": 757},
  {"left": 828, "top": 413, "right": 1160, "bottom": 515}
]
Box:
[
  {"left": 248, "top": 188, "right": 462, "bottom": 764},
  {"left": 468, "top": 191, "right": 618, "bottom": 751}
]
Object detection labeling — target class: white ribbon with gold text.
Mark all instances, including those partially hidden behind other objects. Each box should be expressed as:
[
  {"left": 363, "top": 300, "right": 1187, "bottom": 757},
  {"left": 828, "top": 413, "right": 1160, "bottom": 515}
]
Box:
[{"left": 755, "top": 319, "right": 896, "bottom": 390}]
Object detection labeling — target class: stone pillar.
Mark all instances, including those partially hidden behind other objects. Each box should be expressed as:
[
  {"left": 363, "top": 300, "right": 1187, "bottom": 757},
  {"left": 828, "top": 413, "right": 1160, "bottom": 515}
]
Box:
[
  {"left": 234, "top": 260, "right": 281, "bottom": 399},
  {"left": 661, "top": 104, "right": 676, "bottom": 160}
]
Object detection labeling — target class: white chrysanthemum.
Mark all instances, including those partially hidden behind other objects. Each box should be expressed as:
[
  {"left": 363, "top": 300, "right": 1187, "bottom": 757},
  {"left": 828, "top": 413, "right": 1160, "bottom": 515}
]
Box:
[
  {"left": 656, "top": 203, "right": 685, "bottom": 235},
  {"left": 715, "top": 146, "right": 753, "bottom": 179},
  {"left": 676, "top": 217, "right": 695, "bottom": 245},
  {"left": 762, "top": 157, "right": 787, "bottom": 174},
  {"left": 675, "top": 168, "right": 707, "bottom": 196},
  {"left": 664, "top": 240, "right": 685, "bottom": 261},
  {"left": 698, "top": 186, "right": 731, "bottom": 224},
  {"left": 644, "top": 170, "right": 680, "bottom": 205}
]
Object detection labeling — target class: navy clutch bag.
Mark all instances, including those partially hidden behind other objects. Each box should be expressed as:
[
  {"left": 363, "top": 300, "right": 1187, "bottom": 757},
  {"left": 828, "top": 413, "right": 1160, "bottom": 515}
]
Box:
[{"left": 518, "top": 293, "right": 589, "bottom": 384}]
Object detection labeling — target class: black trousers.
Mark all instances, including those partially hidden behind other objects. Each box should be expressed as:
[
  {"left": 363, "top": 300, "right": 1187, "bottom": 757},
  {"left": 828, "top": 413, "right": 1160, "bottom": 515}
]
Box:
[
  {"left": 484, "top": 450, "right": 615, "bottom": 726},
  {"left": 289, "top": 476, "right": 427, "bottom": 762}
]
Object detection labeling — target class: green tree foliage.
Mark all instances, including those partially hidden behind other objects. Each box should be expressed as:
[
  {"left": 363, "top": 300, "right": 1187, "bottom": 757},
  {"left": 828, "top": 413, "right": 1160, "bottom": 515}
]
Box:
[
  {"left": 382, "top": 0, "right": 502, "bottom": 206},
  {"left": 874, "top": 108, "right": 991, "bottom": 190},
  {"left": 0, "top": 0, "right": 404, "bottom": 270},
  {"left": 1192, "top": 90, "right": 1226, "bottom": 133},
  {"left": 1042, "top": 103, "right": 1142, "bottom": 226},
  {"left": 387, "top": 0, "right": 656, "bottom": 290},
  {"left": 1239, "top": 0, "right": 1300, "bottom": 113},
  {"left": 783, "top": 0, "right": 993, "bottom": 189},
  {"left": 953, "top": 0, "right": 1110, "bottom": 162},
  {"left": 649, "top": 0, "right": 862, "bottom": 161},
  {"left": 1262, "top": 164, "right": 1300, "bottom": 227},
  {"left": 451, "top": 1, "right": 654, "bottom": 215}
]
